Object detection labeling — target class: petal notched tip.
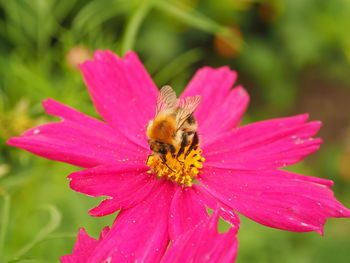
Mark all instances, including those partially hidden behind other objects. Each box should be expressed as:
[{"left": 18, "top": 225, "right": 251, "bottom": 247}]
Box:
[
  {"left": 79, "top": 49, "right": 139, "bottom": 68},
  {"left": 233, "top": 85, "right": 249, "bottom": 100},
  {"left": 41, "top": 98, "right": 74, "bottom": 120},
  {"left": 333, "top": 204, "right": 350, "bottom": 218},
  {"left": 6, "top": 137, "right": 18, "bottom": 147},
  {"left": 60, "top": 228, "right": 99, "bottom": 263},
  {"left": 198, "top": 65, "right": 238, "bottom": 80},
  {"left": 316, "top": 227, "right": 325, "bottom": 236},
  {"left": 88, "top": 198, "right": 120, "bottom": 217}
]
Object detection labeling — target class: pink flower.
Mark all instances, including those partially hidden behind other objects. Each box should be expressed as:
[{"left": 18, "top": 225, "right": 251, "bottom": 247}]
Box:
[
  {"left": 60, "top": 210, "right": 238, "bottom": 263},
  {"left": 8, "top": 50, "right": 350, "bottom": 251}
]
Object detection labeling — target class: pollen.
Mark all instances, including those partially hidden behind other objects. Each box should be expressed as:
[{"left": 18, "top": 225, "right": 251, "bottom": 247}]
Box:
[{"left": 146, "top": 146, "right": 205, "bottom": 187}]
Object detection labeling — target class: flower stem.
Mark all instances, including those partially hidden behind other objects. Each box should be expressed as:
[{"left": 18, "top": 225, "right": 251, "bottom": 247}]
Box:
[
  {"left": 120, "top": 0, "right": 152, "bottom": 55},
  {"left": 11, "top": 205, "right": 61, "bottom": 261},
  {"left": 153, "top": 48, "right": 203, "bottom": 85},
  {"left": 155, "top": 0, "right": 229, "bottom": 35},
  {"left": 0, "top": 193, "right": 10, "bottom": 259},
  {"left": 155, "top": 0, "right": 244, "bottom": 49}
]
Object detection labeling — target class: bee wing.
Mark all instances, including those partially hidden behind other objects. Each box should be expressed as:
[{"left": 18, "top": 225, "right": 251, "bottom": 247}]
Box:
[
  {"left": 176, "top": 95, "right": 201, "bottom": 129},
  {"left": 155, "top": 85, "right": 178, "bottom": 116}
]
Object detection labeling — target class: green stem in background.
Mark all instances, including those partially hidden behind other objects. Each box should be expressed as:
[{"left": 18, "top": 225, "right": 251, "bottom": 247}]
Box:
[
  {"left": 0, "top": 193, "right": 10, "bottom": 260},
  {"left": 155, "top": 0, "right": 223, "bottom": 33},
  {"left": 155, "top": 0, "right": 243, "bottom": 47},
  {"left": 120, "top": 0, "right": 152, "bottom": 55},
  {"left": 153, "top": 48, "right": 203, "bottom": 85},
  {"left": 11, "top": 205, "right": 61, "bottom": 261}
]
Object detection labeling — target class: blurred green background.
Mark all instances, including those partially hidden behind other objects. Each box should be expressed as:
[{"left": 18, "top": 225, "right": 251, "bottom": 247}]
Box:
[{"left": 1, "top": 0, "right": 350, "bottom": 262}]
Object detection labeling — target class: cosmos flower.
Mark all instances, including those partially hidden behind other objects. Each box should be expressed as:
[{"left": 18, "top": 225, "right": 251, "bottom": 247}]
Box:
[
  {"left": 7, "top": 50, "right": 350, "bottom": 258},
  {"left": 60, "top": 210, "right": 238, "bottom": 263}
]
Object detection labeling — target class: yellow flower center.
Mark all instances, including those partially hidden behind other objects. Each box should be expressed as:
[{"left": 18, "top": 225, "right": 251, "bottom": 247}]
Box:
[{"left": 146, "top": 146, "right": 205, "bottom": 187}]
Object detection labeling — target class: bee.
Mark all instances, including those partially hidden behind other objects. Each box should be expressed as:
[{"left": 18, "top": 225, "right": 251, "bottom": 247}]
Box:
[{"left": 146, "top": 85, "right": 201, "bottom": 169}]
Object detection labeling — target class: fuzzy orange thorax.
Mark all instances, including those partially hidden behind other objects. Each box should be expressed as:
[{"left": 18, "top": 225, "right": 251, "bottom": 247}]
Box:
[{"left": 147, "top": 115, "right": 177, "bottom": 144}]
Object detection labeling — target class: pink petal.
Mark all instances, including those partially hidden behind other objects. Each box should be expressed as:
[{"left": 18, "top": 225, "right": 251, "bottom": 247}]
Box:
[
  {"left": 88, "top": 180, "right": 175, "bottom": 263},
  {"left": 80, "top": 50, "right": 158, "bottom": 145},
  {"left": 60, "top": 228, "right": 99, "bottom": 263},
  {"left": 168, "top": 187, "right": 209, "bottom": 240},
  {"left": 7, "top": 99, "right": 147, "bottom": 168},
  {"left": 181, "top": 67, "right": 248, "bottom": 136},
  {"left": 200, "top": 167, "right": 350, "bottom": 234},
  {"left": 192, "top": 185, "right": 240, "bottom": 227},
  {"left": 203, "top": 114, "right": 322, "bottom": 169},
  {"left": 199, "top": 86, "right": 249, "bottom": 139},
  {"left": 68, "top": 164, "right": 157, "bottom": 216},
  {"left": 161, "top": 210, "right": 238, "bottom": 263},
  {"left": 168, "top": 185, "right": 240, "bottom": 240},
  {"left": 99, "top": 226, "right": 111, "bottom": 239}
]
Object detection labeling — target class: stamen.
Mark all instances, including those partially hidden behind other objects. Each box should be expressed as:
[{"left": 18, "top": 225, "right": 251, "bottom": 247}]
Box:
[{"left": 146, "top": 146, "right": 205, "bottom": 187}]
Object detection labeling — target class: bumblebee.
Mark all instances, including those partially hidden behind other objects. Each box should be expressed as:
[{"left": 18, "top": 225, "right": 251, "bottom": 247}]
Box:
[{"left": 146, "top": 86, "right": 201, "bottom": 167}]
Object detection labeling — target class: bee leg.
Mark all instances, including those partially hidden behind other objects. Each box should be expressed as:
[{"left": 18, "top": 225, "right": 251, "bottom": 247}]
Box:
[
  {"left": 185, "top": 132, "right": 199, "bottom": 158},
  {"left": 170, "top": 144, "right": 176, "bottom": 159},
  {"left": 146, "top": 155, "right": 151, "bottom": 165},
  {"left": 161, "top": 154, "right": 176, "bottom": 172},
  {"left": 176, "top": 133, "right": 188, "bottom": 162}
]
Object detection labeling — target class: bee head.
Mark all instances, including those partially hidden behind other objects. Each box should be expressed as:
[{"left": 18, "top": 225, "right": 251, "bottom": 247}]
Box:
[{"left": 148, "top": 139, "right": 175, "bottom": 155}]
